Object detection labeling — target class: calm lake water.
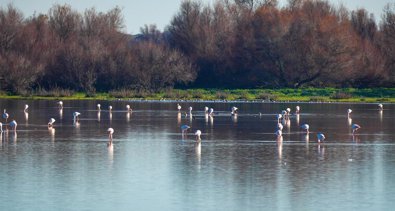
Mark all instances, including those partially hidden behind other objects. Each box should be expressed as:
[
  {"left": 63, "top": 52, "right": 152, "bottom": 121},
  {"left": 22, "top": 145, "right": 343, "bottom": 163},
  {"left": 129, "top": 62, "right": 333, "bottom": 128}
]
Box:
[{"left": 0, "top": 99, "right": 394, "bottom": 211}]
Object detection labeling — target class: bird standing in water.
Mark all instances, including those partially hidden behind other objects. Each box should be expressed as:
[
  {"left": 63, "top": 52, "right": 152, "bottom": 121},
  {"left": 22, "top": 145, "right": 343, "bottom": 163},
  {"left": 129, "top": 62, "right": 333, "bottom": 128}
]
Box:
[
  {"left": 181, "top": 125, "right": 190, "bottom": 137},
  {"left": 9, "top": 120, "right": 17, "bottom": 132},
  {"left": 107, "top": 128, "right": 114, "bottom": 146},
  {"left": 352, "top": 124, "right": 361, "bottom": 135},
  {"left": 3, "top": 109, "right": 9, "bottom": 123},
  {"left": 301, "top": 124, "right": 310, "bottom": 133},
  {"left": 195, "top": 130, "right": 202, "bottom": 142},
  {"left": 48, "top": 118, "right": 56, "bottom": 128},
  {"left": 317, "top": 133, "right": 325, "bottom": 143}
]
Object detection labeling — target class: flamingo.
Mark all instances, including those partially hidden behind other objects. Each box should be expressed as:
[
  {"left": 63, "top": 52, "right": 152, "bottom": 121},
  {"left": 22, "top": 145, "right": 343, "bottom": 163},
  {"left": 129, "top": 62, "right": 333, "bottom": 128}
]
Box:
[
  {"left": 189, "top": 106, "right": 193, "bottom": 114},
  {"left": 58, "top": 101, "right": 63, "bottom": 109},
  {"left": 0, "top": 122, "right": 2, "bottom": 133},
  {"left": 109, "top": 106, "right": 113, "bottom": 112},
  {"left": 209, "top": 108, "right": 214, "bottom": 116},
  {"left": 107, "top": 128, "right": 114, "bottom": 146},
  {"left": 296, "top": 106, "right": 300, "bottom": 114},
  {"left": 281, "top": 110, "right": 287, "bottom": 118},
  {"left": 181, "top": 125, "right": 190, "bottom": 136},
  {"left": 352, "top": 124, "right": 361, "bottom": 135},
  {"left": 204, "top": 106, "right": 209, "bottom": 114},
  {"left": 73, "top": 112, "right": 81, "bottom": 123},
  {"left": 24, "top": 104, "right": 29, "bottom": 112},
  {"left": 177, "top": 104, "right": 181, "bottom": 112},
  {"left": 195, "top": 130, "right": 202, "bottom": 141},
  {"left": 231, "top": 107, "right": 238, "bottom": 116},
  {"left": 9, "top": 120, "right": 17, "bottom": 132},
  {"left": 97, "top": 104, "right": 101, "bottom": 111},
  {"left": 126, "top": 104, "right": 132, "bottom": 112},
  {"left": 276, "top": 114, "right": 282, "bottom": 123},
  {"left": 378, "top": 104, "right": 383, "bottom": 110},
  {"left": 347, "top": 109, "right": 352, "bottom": 117},
  {"left": 286, "top": 108, "right": 291, "bottom": 116},
  {"left": 301, "top": 124, "right": 310, "bottom": 133},
  {"left": 276, "top": 129, "right": 282, "bottom": 137},
  {"left": 277, "top": 122, "right": 283, "bottom": 131},
  {"left": 48, "top": 118, "right": 56, "bottom": 128},
  {"left": 317, "top": 133, "right": 325, "bottom": 143},
  {"left": 3, "top": 109, "right": 9, "bottom": 123}
]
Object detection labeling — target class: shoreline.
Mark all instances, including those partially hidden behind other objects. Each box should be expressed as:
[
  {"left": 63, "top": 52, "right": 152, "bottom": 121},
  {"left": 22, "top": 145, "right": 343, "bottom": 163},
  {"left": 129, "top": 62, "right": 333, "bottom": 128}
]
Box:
[{"left": 0, "top": 88, "right": 394, "bottom": 103}]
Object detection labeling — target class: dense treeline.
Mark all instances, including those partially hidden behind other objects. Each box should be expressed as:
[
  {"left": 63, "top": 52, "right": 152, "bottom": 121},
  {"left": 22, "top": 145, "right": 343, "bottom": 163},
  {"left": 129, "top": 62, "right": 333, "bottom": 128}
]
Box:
[{"left": 0, "top": 0, "right": 394, "bottom": 94}]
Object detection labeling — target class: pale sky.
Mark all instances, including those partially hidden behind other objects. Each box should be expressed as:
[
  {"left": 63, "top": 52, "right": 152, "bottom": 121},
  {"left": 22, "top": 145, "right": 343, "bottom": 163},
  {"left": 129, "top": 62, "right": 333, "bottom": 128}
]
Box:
[{"left": 0, "top": 0, "right": 392, "bottom": 34}]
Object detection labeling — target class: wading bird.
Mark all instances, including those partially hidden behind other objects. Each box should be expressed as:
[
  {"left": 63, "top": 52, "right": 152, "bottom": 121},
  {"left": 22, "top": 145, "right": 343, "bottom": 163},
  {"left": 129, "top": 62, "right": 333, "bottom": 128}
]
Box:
[
  {"left": 24, "top": 104, "right": 29, "bottom": 112},
  {"left": 126, "top": 104, "right": 132, "bottom": 112},
  {"left": 107, "top": 128, "right": 114, "bottom": 146},
  {"left": 73, "top": 112, "right": 81, "bottom": 123},
  {"left": 9, "top": 120, "right": 17, "bottom": 132},
  {"left": 3, "top": 109, "right": 9, "bottom": 123},
  {"left": 277, "top": 123, "right": 283, "bottom": 131},
  {"left": 195, "top": 130, "right": 202, "bottom": 141},
  {"left": 317, "top": 133, "right": 325, "bottom": 143},
  {"left": 301, "top": 124, "right": 310, "bottom": 133},
  {"left": 276, "top": 129, "right": 282, "bottom": 137},
  {"left": 48, "top": 118, "right": 56, "bottom": 128},
  {"left": 352, "top": 124, "right": 361, "bottom": 135},
  {"left": 209, "top": 108, "right": 214, "bottom": 116},
  {"left": 347, "top": 109, "right": 352, "bottom": 117},
  {"left": 177, "top": 104, "right": 181, "bottom": 112},
  {"left": 58, "top": 101, "right": 63, "bottom": 109},
  {"left": 296, "top": 106, "right": 300, "bottom": 114},
  {"left": 231, "top": 107, "right": 238, "bottom": 116},
  {"left": 378, "top": 104, "right": 383, "bottom": 110},
  {"left": 181, "top": 125, "right": 190, "bottom": 136},
  {"left": 97, "top": 104, "right": 101, "bottom": 111}
]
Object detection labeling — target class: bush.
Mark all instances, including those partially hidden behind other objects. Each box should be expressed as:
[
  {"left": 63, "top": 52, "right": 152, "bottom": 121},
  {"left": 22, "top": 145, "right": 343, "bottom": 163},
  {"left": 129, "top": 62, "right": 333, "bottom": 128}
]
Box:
[{"left": 330, "top": 91, "right": 352, "bottom": 99}]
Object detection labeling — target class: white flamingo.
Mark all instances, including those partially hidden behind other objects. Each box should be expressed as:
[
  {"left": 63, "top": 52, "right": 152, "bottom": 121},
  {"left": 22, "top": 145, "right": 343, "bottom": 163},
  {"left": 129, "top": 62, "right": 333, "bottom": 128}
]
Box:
[
  {"left": 277, "top": 123, "right": 283, "bottom": 131},
  {"left": 177, "top": 104, "right": 181, "bottom": 112},
  {"left": 276, "top": 114, "right": 282, "bottom": 123},
  {"left": 48, "top": 118, "right": 56, "bottom": 128},
  {"left": 126, "top": 104, "right": 132, "bottom": 112},
  {"left": 3, "top": 109, "right": 9, "bottom": 123},
  {"left": 0, "top": 122, "right": 2, "bottom": 133},
  {"left": 24, "top": 104, "right": 29, "bottom": 112},
  {"left": 204, "top": 106, "right": 209, "bottom": 114},
  {"left": 58, "top": 101, "right": 63, "bottom": 109},
  {"left": 352, "top": 124, "right": 361, "bottom": 135},
  {"left": 9, "top": 120, "right": 17, "bottom": 132},
  {"left": 231, "top": 107, "right": 238, "bottom": 116},
  {"left": 378, "top": 104, "right": 383, "bottom": 110},
  {"left": 347, "top": 109, "right": 352, "bottom": 117},
  {"left": 276, "top": 129, "right": 282, "bottom": 137},
  {"left": 97, "top": 104, "right": 101, "bottom": 111},
  {"left": 181, "top": 125, "right": 190, "bottom": 136},
  {"left": 317, "top": 133, "right": 325, "bottom": 143},
  {"left": 73, "top": 112, "right": 81, "bottom": 123},
  {"left": 109, "top": 106, "right": 113, "bottom": 112},
  {"left": 107, "top": 128, "right": 114, "bottom": 146},
  {"left": 195, "top": 130, "right": 202, "bottom": 141},
  {"left": 209, "top": 108, "right": 214, "bottom": 116},
  {"left": 296, "top": 106, "right": 300, "bottom": 114},
  {"left": 301, "top": 124, "right": 309, "bottom": 133}
]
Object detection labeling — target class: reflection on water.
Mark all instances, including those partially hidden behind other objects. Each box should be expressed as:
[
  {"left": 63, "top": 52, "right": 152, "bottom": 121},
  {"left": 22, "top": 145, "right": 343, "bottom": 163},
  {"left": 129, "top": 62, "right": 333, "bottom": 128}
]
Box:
[
  {"left": 0, "top": 100, "right": 394, "bottom": 210},
  {"left": 24, "top": 111, "right": 29, "bottom": 124}
]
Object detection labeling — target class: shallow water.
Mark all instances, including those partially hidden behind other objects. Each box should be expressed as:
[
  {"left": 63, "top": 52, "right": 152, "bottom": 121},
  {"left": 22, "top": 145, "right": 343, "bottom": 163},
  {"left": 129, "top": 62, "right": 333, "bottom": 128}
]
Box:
[{"left": 0, "top": 100, "right": 394, "bottom": 210}]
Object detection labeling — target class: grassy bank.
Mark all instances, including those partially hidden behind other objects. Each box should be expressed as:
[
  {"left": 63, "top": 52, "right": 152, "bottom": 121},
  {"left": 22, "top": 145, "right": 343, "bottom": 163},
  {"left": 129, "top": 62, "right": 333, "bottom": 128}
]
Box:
[{"left": 0, "top": 88, "right": 394, "bottom": 103}]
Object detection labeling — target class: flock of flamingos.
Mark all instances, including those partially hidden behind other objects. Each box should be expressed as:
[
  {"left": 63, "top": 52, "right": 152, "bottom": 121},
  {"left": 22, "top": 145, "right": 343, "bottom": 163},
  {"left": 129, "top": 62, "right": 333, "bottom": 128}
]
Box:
[{"left": 0, "top": 101, "right": 385, "bottom": 147}]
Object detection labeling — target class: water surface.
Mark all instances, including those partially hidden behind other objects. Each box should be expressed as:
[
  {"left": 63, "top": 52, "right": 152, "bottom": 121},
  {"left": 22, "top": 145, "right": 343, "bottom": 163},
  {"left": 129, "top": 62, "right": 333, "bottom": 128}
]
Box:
[{"left": 0, "top": 100, "right": 394, "bottom": 210}]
